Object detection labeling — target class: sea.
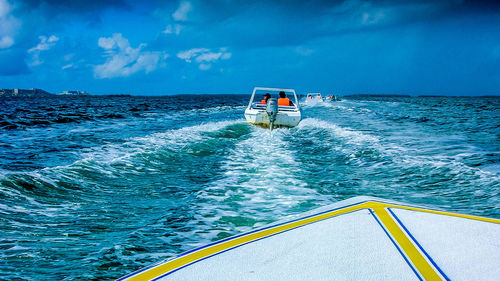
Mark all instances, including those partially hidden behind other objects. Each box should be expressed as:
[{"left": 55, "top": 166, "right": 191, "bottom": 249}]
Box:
[{"left": 0, "top": 95, "right": 499, "bottom": 280}]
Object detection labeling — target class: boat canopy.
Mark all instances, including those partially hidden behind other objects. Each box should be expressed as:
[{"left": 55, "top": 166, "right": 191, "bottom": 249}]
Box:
[{"left": 247, "top": 87, "right": 300, "bottom": 111}]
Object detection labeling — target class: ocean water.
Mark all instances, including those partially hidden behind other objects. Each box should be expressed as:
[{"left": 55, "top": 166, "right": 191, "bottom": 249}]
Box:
[{"left": 0, "top": 95, "right": 499, "bottom": 280}]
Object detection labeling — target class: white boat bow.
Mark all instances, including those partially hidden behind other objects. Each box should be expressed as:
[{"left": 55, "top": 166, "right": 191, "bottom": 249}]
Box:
[{"left": 119, "top": 196, "right": 500, "bottom": 281}]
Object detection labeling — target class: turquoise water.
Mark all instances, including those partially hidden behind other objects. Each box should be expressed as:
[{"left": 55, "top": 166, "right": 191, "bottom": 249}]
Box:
[{"left": 0, "top": 95, "right": 499, "bottom": 280}]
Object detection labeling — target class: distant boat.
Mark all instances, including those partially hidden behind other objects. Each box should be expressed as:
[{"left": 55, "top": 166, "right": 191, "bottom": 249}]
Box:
[
  {"left": 305, "top": 93, "right": 324, "bottom": 106},
  {"left": 119, "top": 196, "right": 500, "bottom": 281},
  {"left": 244, "top": 87, "right": 301, "bottom": 130},
  {"left": 325, "top": 95, "right": 341, "bottom": 101},
  {"left": 306, "top": 92, "right": 323, "bottom": 103}
]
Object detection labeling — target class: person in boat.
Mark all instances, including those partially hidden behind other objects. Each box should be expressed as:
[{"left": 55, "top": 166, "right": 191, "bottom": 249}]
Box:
[
  {"left": 278, "top": 91, "right": 294, "bottom": 106},
  {"left": 260, "top": 93, "right": 271, "bottom": 104}
]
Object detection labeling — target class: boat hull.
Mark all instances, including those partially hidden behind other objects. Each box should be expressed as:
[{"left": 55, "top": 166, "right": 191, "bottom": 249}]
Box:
[{"left": 244, "top": 108, "right": 301, "bottom": 128}]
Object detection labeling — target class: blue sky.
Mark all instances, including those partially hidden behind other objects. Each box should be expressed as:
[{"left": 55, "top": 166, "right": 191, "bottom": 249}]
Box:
[{"left": 0, "top": 0, "right": 499, "bottom": 95}]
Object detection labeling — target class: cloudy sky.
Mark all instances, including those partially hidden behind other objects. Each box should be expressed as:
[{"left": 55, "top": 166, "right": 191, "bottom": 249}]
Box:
[{"left": 0, "top": 0, "right": 499, "bottom": 95}]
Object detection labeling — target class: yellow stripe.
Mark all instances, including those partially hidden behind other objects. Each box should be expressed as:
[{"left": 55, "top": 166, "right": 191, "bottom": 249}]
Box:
[
  {"left": 123, "top": 202, "right": 370, "bottom": 281},
  {"left": 383, "top": 203, "right": 500, "bottom": 224},
  {"left": 371, "top": 205, "right": 442, "bottom": 280},
  {"left": 122, "top": 200, "right": 499, "bottom": 280}
]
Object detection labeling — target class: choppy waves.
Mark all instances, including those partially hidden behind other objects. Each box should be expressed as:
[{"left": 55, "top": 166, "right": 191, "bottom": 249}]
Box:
[{"left": 0, "top": 95, "right": 499, "bottom": 280}]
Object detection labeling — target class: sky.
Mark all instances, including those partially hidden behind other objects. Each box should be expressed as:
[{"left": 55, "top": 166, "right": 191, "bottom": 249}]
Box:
[{"left": 0, "top": 0, "right": 499, "bottom": 96}]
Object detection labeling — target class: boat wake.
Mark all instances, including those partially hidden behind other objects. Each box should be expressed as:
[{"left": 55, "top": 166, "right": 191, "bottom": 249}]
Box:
[
  {"left": 1, "top": 94, "right": 499, "bottom": 280},
  {"left": 195, "top": 127, "right": 327, "bottom": 238}
]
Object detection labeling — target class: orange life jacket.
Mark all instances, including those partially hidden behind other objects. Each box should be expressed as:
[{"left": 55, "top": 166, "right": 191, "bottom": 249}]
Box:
[
  {"left": 260, "top": 99, "right": 267, "bottom": 104},
  {"left": 278, "top": 98, "right": 290, "bottom": 106}
]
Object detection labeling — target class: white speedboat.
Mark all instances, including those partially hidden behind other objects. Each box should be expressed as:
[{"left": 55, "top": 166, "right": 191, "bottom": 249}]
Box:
[
  {"left": 305, "top": 92, "right": 323, "bottom": 104},
  {"left": 244, "top": 87, "right": 301, "bottom": 130},
  {"left": 325, "top": 95, "right": 341, "bottom": 101},
  {"left": 119, "top": 196, "right": 500, "bottom": 281}
]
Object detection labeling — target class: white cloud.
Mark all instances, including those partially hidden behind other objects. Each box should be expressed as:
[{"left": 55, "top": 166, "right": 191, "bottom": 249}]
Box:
[
  {"left": 361, "top": 11, "right": 386, "bottom": 25},
  {"left": 172, "top": 0, "right": 192, "bottom": 21},
  {"left": 324, "top": 0, "right": 452, "bottom": 33},
  {"left": 163, "top": 25, "right": 173, "bottom": 34},
  {"left": 64, "top": 53, "right": 74, "bottom": 61},
  {"left": 195, "top": 52, "right": 223, "bottom": 63},
  {"left": 97, "top": 36, "right": 117, "bottom": 50},
  {"left": 177, "top": 48, "right": 209, "bottom": 62},
  {"left": 28, "top": 35, "right": 59, "bottom": 52},
  {"left": 94, "top": 33, "right": 166, "bottom": 79},
  {"left": 295, "top": 46, "right": 314, "bottom": 56},
  {"left": 48, "top": 35, "right": 58, "bottom": 42},
  {"left": 177, "top": 47, "right": 231, "bottom": 71},
  {"left": 62, "top": 63, "right": 73, "bottom": 70},
  {"left": 0, "top": 0, "right": 10, "bottom": 17},
  {"left": 0, "top": 35, "right": 13, "bottom": 48},
  {"left": 163, "top": 24, "right": 183, "bottom": 35},
  {"left": 195, "top": 51, "right": 232, "bottom": 63},
  {"left": 198, "top": 63, "right": 211, "bottom": 70},
  {"left": 0, "top": 0, "right": 20, "bottom": 49},
  {"left": 27, "top": 35, "right": 59, "bottom": 66}
]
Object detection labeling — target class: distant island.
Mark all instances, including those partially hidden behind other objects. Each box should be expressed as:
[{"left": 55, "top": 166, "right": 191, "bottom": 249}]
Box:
[
  {"left": 58, "top": 90, "right": 88, "bottom": 96},
  {"left": 0, "top": 88, "right": 53, "bottom": 97},
  {"left": 0, "top": 88, "right": 89, "bottom": 97}
]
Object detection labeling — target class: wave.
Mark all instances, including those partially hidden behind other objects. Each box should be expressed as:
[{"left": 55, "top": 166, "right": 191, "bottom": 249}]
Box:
[
  {"left": 297, "top": 118, "right": 379, "bottom": 145},
  {"left": 0, "top": 120, "right": 251, "bottom": 201},
  {"left": 2, "top": 95, "right": 499, "bottom": 280},
  {"left": 0, "top": 99, "right": 246, "bottom": 130},
  {"left": 292, "top": 118, "right": 500, "bottom": 206},
  {"left": 193, "top": 126, "right": 331, "bottom": 240}
]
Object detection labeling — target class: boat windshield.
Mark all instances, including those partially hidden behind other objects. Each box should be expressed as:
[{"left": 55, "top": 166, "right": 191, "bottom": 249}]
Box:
[{"left": 248, "top": 88, "right": 299, "bottom": 110}]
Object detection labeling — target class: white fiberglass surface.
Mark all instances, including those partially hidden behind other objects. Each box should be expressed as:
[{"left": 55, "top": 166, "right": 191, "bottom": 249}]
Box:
[
  {"left": 391, "top": 208, "right": 500, "bottom": 281},
  {"left": 160, "top": 209, "right": 418, "bottom": 281}
]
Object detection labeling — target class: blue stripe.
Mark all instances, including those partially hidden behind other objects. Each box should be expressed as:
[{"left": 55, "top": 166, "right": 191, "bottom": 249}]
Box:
[
  {"left": 369, "top": 209, "right": 423, "bottom": 281},
  {"left": 152, "top": 208, "right": 364, "bottom": 280},
  {"left": 175, "top": 201, "right": 366, "bottom": 257},
  {"left": 119, "top": 200, "right": 368, "bottom": 280},
  {"left": 388, "top": 208, "right": 450, "bottom": 281},
  {"left": 120, "top": 199, "right": 479, "bottom": 280}
]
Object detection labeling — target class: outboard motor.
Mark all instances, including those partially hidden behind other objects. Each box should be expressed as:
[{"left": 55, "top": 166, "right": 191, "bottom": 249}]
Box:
[{"left": 266, "top": 98, "right": 278, "bottom": 130}]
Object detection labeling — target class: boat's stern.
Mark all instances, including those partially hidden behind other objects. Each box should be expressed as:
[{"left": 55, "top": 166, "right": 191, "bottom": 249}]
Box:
[
  {"left": 244, "top": 107, "right": 267, "bottom": 125},
  {"left": 244, "top": 106, "right": 301, "bottom": 128},
  {"left": 244, "top": 87, "right": 302, "bottom": 129}
]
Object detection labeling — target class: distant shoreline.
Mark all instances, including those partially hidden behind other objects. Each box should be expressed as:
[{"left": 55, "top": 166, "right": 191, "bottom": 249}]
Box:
[
  {"left": 344, "top": 94, "right": 500, "bottom": 98},
  {"left": 0, "top": 88, "right": 498, "bottom": 98}
]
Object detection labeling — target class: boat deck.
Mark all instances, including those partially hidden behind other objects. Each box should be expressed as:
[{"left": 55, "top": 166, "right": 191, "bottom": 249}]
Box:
[{"left": 119, "top": 197, "right": 500, "bottom": 281}]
